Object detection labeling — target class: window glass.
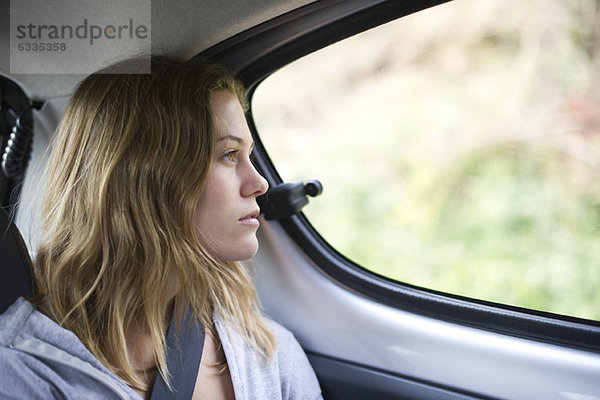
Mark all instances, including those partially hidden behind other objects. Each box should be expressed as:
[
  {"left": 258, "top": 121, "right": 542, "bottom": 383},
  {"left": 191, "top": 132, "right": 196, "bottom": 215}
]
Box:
[{"left": 252, "top": 0, "right": 600, "bottom": 321}]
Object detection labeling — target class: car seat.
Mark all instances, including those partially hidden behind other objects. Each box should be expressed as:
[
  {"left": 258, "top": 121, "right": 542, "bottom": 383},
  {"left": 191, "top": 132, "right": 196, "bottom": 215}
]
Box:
[{"left": 0, "top": 207, "right": 33, "bottom": 314}]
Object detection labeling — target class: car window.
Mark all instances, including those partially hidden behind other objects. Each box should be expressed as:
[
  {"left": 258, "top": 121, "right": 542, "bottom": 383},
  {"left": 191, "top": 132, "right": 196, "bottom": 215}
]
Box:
[{"left": 251, "top": 0, "right": 600, "bottom": 321}]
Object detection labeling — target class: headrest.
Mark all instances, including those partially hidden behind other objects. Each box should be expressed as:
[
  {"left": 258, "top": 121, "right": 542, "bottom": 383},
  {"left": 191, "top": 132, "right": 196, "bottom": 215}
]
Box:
[{"left": 0, "top": 207, "right": 33, "bottom": 314}]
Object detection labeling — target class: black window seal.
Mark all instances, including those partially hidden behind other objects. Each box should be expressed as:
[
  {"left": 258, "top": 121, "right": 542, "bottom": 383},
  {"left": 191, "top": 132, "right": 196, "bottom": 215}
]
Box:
[{"left": 193, "top": 0, "right": 600, "bottom": 353}]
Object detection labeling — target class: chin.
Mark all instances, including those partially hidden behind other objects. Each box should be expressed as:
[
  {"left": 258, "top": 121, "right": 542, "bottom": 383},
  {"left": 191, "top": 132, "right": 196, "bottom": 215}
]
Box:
[{"left": 218, "top": 240, "right": 259, "bottom": 262}]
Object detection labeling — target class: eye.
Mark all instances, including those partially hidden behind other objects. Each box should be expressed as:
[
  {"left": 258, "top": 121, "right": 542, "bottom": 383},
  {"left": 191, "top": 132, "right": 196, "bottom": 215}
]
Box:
[{"left": 222, "top": 149, "right": 239, "bottom": 164}]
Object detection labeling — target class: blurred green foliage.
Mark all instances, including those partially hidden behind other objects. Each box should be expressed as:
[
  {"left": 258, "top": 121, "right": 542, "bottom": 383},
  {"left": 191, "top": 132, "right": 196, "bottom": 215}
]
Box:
[{"left": 253, "top": 0, "right": 600, "bottom": 320}]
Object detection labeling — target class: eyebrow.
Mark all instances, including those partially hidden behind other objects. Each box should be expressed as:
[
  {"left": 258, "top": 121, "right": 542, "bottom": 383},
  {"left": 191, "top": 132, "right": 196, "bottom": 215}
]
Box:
[
  {"left": 218, "top": 135, "right": 243, "bottom": 143},
  {"left": 217, "top": 135, "right": 255, "bottom": 148}
]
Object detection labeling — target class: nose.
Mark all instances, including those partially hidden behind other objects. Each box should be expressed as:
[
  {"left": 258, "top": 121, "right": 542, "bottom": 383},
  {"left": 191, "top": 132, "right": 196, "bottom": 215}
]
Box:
[{"left": 242, "top": 161, "right": 269, "bottom": 198}]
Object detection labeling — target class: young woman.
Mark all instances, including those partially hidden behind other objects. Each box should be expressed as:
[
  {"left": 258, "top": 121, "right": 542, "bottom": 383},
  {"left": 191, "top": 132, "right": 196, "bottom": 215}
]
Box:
[{"left": 0, "top": 57, "right": 322, "bottom": 399}]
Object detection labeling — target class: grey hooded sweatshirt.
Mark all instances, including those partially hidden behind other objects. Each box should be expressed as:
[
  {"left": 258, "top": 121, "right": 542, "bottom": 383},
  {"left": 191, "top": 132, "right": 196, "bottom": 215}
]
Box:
[{"left": 0, "top": 298, "right": 322, "bottom": 399}]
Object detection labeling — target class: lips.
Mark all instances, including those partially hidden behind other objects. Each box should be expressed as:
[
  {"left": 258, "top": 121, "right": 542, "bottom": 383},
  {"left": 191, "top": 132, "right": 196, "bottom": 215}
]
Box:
[
  {"left": 240, "top": 209, "right": 259, "bottom": 220},
  {"left": 239, "top": 209, "right": 260, "bottom": 225}
]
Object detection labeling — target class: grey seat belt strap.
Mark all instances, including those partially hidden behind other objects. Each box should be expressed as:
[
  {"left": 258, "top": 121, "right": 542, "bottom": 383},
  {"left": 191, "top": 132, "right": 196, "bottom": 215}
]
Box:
[{"left": 150, "top": 308, "right": 204, "bottom": 399}]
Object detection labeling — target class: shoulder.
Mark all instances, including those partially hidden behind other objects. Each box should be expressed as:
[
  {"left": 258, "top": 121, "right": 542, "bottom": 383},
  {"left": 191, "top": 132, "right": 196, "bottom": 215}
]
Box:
[
  {"left": 0, "top": 297, "right": 97, "bottom": 365},
  {"left": 0, "top": 298, "right": 140, "bottom": 399},
  {"left": 216, "top": 315, "right": 322, "bottom": 400},
  {"left": 265, "top": 318, "right": 322, "bottom": 399},
  {"left": 265, "top": 318, "right": 308, "bottom": 364},
  {"left": 0, "top": 297, "right": 35, "bottom": 346},
  {"left": 0, "top": 298, "right": 59, "bottom": 397},
  {"left": 266, "top": 318, "right": 297, "bottom": 347}
]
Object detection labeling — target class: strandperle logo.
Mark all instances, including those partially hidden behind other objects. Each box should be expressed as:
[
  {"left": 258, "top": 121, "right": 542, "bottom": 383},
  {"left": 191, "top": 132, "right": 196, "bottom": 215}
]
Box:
[
  {"left": 15, "top": 19, "right": 148, "bottom": 46},
  {"left": 10, "top": 0, "right": 151, "bottom": 74}
]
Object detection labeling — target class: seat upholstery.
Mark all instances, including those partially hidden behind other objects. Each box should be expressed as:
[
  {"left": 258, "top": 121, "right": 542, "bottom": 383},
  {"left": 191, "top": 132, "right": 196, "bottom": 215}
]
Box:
[{"left": 0, "top": 207, "right": 33, "bottom": 314}]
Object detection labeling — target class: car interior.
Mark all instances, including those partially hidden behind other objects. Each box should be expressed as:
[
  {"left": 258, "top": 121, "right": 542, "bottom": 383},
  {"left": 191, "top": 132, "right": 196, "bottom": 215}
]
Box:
[{"left": 2, "top": 0, "right": 600, "bottom": 399}]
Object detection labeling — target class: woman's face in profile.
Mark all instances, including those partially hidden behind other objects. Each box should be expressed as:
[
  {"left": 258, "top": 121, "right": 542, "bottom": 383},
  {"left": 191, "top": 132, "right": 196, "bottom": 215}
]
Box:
[{"left": 194, "top": 90, "right": 269, "bottom": 261}]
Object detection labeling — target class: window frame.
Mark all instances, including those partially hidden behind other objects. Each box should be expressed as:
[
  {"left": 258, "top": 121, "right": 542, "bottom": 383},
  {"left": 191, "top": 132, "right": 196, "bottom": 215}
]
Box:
[{"left": 195, "top": 0, "right": 600, "bottom": 353}]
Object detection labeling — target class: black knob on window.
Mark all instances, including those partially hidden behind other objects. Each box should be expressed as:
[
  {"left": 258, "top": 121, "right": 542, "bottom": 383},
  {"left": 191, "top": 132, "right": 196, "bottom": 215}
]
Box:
[{"left": 258, "top": 180, "right": 323, "bottom": 220}]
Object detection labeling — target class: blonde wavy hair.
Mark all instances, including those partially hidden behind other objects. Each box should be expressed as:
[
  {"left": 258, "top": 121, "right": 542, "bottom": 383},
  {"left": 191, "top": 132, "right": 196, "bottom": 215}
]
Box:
[{"left": 32, "top": 56, "right": 275, "bottom": 391}]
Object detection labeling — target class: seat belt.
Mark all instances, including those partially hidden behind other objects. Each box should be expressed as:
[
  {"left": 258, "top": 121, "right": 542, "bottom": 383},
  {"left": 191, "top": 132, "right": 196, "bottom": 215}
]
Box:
[{"left": 150, "top": 308, "right": 204, "bottom": 400}]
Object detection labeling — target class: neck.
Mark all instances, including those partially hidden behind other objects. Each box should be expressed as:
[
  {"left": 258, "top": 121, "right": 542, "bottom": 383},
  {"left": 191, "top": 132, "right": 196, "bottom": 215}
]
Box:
[{"left": 126, "top": 321, "right": 158, "bottom": 392}]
